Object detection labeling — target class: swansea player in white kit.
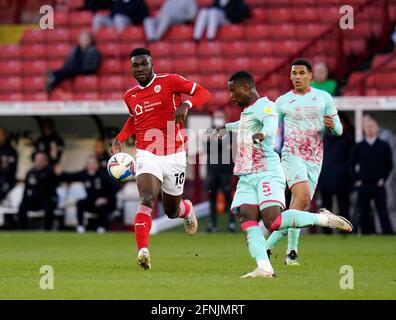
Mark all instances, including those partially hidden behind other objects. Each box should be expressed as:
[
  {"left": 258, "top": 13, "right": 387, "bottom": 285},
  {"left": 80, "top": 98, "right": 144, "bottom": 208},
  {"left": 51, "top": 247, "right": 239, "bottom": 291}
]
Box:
[
  {"left": 266, "top": 59, "right": 343, "bottom": 265},
  {"left": 112, "top": 48, "right": 211, "bottom": 270}
]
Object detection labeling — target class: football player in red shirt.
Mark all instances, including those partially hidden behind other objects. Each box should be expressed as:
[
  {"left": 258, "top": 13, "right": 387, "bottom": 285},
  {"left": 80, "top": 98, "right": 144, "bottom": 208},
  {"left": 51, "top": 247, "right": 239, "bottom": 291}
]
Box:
[{"left": 112, "top": 48, "right": 211, "bottom": 270}]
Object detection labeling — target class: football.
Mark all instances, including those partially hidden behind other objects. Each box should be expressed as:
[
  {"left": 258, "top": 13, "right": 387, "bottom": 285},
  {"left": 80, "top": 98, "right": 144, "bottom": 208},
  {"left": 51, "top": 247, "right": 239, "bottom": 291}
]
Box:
[{"left": 107, "top": 152, "right": 136, "bottom": 182}]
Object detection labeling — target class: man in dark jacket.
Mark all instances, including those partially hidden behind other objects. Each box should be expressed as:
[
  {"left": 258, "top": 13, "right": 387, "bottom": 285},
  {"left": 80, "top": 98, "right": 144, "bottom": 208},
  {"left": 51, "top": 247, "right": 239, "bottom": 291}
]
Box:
[
  {"left": 57, "top": 155, "right": 120, "bottom": 233},
  {"left": 193, "top": 0, "right": 250, "bottom": 41},
  {"left": 351, "top": 115, "right": 394, "bottom": 234},
  {"left": 34, "top": 118, "right": 64, "bottom": 166},
  {"left": 45, "top": 30, "right": 101, "bottom": 94},
  {"left": 206, "top": 111, "right": 235, "bottom": 233},
  {"left": 0, "top": 128, "right": 18, "bottom": 202},
  {"left": 18, "top": 152, "right": 59, "bottom": 230},
  {"left": 92, "top": 0, "right": 149, "bottom": 32},
  {"left": 318, "top": 113, "right": 354, "bottom": 233}
]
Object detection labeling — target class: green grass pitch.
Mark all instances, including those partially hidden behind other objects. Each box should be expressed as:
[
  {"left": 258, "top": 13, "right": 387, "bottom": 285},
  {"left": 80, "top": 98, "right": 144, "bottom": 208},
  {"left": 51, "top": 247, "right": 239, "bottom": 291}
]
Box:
[{"left": 0, "top": 231, "right": 395, "bottom": 300}]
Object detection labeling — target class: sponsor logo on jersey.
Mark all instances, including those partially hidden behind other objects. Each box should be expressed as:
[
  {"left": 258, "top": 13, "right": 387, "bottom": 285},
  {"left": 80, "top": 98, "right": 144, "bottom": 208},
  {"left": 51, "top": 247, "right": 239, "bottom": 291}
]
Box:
[
  {"left": 263, "top": 106, "right": 273, "bottom": 114},
  {"left": 135, "top": 104, "right": 143, "bottom": 115}
]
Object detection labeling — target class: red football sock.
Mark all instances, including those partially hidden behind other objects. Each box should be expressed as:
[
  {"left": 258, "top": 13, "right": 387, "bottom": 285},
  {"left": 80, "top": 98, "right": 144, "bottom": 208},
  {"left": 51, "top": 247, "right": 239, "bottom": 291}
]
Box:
[
  {"left": 178, "top": 199, "right": 191, "bottom": 218},
  {"left": 134, "top": 206, "right": 152, "bottom": 250}
]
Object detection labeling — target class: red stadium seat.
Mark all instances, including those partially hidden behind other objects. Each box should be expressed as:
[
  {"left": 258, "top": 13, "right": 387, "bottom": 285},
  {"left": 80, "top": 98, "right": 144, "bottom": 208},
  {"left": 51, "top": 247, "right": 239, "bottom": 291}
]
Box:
[
  {"left": 197, "top": 0, "right": 212, "bottom": 6},
  {"left": 22, "top": 76, "right": 45, "bottom": 91},
  {"left": 47, "top": 59, "right": 64, "bottom": 70},
  {"left": 167, "top": 25, "right": 194, "bottom": 41},
  {"left": 73, "top": 76, "right": 98, "bottom": 91},
  {"left": 295, "top": 24, "right": 327, "bottom": 39},
  {"left": 199, "top": 74, "right": 228, "bottom": 90},
  {"left": 148, "top": 42, "right": 171, "bottom": 58},
  {"left": 272, "top": 40, "right": 306, "bottom": 56},
  {"left": 223, "top": 57, "right": 250, "bottom": 73},
  {"left": 218, "top": 25, "right": 244, "bottom": 40},
  {"left": 222, "top": 42, "right": 248, "bottom": 57},
  {"left": 50, "top": 89, "right": 74, "bottom": 101},
  {"left": 170, "top": 42, "right": 196, "bottom": 57},
  {"left": 123, "top": 77, "right": 138, "bottom": 90},
  {"left": 291, "top": 8, "right": 318, "bottom": 23},
  {"left": 69, "top": 11, "right": 93, "bottom": 27},
  {"left": 344, "top": 39, "right": 366, "bottom": 55},
  {"left": 46, "top": 44, "right": 72, "bottom": 59},
  {"left": 0, "top": 45, "right": 21, "bottom": 60},
  {"left": 371, "top": 54, "right": 393, "bottom": 69},
  {"left": 250, "top": 8, "right": 267, "bottom": 23},
  {"left": 266, "top": 8, "right": 291, "bottom": 23},
  {"left": 22, "top": 60, "right": 47, "bottom": 75},
  {"left": 245, "top": 25, "right": 270, "bottom": 40},
  {"left": 370, "top": 73, "right": 396, "bottom": 87},
  {"left": 22, "top": 44, "right": 46, "bottom": 59},
  {"left": 247, "top": 41, "right": 272, "bottom": 57},
  {"left": 197, "top": 41, "right": 222, "bottom": 56},
  {"left": 23, "top": 92, "right": 48, "bottom": 101},
  {"left": 317, "top": 7, "right": 340, "bottom": 23},
  {"left": 74, "top": 92, "right": 99, "bottom": 100},
  {"left": 172, "top": 58, "right": 198, "bottom": 73},
  {"left": 53, "top": 12, "right": 69, "bottom": 27},
  {"left": 0, "top": 60, "right": 21, "bottom": 76},
  {"left": 199, "top": 57, "right": 224, "bottom": 73},
  {"left": 99, "top": 92, "right": 124, "bottom": 100},
  {"left": 209, "top": 90, "right": 229, "bottom": 106},
  {"left": 122, "top": 26, "right": 145, "bottom": 42},
  {"left": 154, "top": 58, "right": 173, "bottom": 73},
  {"left": 269, "top": 24, "right": 296, "bottom": 39},
  {"left": 57, "top": 79, "right": 73, "bottom": 92},
  {"left": 250, "top": 57, "right": 281, "bottom": 73},
  {"left": 45, "top": 29, "right": 71, "bottom": 43},
  {"left": 99, "top": 75, "right": 123, "bottom": 91},
  {"left": 94, "top": 27, "right": 120, "bottom": 43},
  {"left": 21, "top": 29, "right": 45, "bottom": 44},
  {"left": 0, "top": 93, "right": 23, "bottom": 101},
  {"left": 97, "top": 43, "right": 121, "bottom": 57},
  {"left": 0, "top": 77, "right": 21, "bottom": 91},
  {"left": 99, "top": 59, "right": 122, "bottom": 75},
  {"left": 68, "top": 0, "right": 84, "bottom": 10},
  {"left": 383, "top": 58, "right": 396, "bottom": 71}
]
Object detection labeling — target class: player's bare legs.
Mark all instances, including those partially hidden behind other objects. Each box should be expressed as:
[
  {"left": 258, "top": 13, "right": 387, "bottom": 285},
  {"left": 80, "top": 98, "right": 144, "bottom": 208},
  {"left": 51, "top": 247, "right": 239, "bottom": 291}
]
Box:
[
  {"left": 239, "top": 205, "right": 275, "bottom": 279},
  {"left": 266, "top": 182, "right": 311, "bottom": 265},
  {"left": 162, "top": 192, "right": 198, "bottom": 235},
  {"left": 135, "top": 173, "right": 161, "bottom": 270}
]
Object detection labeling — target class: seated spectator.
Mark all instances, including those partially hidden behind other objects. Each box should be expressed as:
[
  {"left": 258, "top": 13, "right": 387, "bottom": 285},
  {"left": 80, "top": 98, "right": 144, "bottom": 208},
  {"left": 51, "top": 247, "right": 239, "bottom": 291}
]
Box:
[
  {"left": 311, "top": 62, "right": 338, "bottom": 96},
  {"left": 92, "top": 0, "right": 149, "bottom": 33},
  {"left": 350, "top": 115, "right": 394, "bottom": 235},
  {"left": 0, "top": 128, "right": 18, "bottom": 202},
  {"left": 144, "top": 0, "right": 197, "bottom": 42},
  {"left": 56, "top": 156, "right": 120, "bottom": 234},
  {"left": 45, "top": 30, "right": 101, "bottom": 94},
  {"left": 33, "top": 118, "right": 64, "bottom": 166},
  {"left": 193, "top": 0, "right": 250, "bottom": 41},
  {"left": 18, "top": 152, "right": 59, "bottom": 230},
  {"left": 94, "top": 138, "right": 111, "bottom": 169}
]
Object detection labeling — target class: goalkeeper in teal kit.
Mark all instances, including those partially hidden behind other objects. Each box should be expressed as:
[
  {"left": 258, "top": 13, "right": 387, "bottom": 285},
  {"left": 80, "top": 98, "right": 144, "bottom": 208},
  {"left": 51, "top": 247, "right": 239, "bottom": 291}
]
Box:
[
  {"left": 266, "top": 59, "right": 344, "bottom": 265},
  {"left": 216, "top": 71, "right": 351, "bottom": 278}
]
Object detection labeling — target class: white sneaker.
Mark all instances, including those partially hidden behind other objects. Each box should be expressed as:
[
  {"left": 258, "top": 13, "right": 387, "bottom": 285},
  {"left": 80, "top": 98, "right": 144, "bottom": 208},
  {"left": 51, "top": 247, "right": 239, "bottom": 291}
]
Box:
[
  {"left": 137, "top": 248, "right": 151, "bottom": 270},
  {"left": 240, "top": 268, "right": 277, "bottom": 279},
  {"left": 318, "top": 208, "right": 353, "bottom": 232},
  {"left": 183, "top": 200, "right": 198, "bottom": 236},
  {"left": 76, "top": 225, "right": 86, "bottom": 234},
  {"left": 96, "top": 227, "right": 106, "bottom": 234}
]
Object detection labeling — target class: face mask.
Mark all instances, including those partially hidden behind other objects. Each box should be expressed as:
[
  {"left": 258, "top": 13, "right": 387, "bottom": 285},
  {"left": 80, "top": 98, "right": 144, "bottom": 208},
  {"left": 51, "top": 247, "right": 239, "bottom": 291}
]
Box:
[{"left": 213, "top": 118, "right": 225, "bottom": 127}]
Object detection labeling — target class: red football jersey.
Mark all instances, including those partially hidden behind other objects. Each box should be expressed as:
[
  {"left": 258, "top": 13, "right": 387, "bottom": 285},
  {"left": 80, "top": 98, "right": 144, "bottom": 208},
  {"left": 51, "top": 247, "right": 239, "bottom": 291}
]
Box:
[{"left": 122, "top": 73, "right": 210, "bottom": 155}]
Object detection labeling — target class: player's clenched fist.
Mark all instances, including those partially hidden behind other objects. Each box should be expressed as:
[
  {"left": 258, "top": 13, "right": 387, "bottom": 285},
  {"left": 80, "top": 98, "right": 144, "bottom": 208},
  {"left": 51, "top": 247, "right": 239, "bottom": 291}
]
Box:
[
  {"left": 111, "top": 138, "right": 122, "bottom": 154},
  {"left": 174, "top": 103, "right": 190, "bottom": 124},
  {"left": 323, "top": 115, "right": 335, "bottom": 129}
]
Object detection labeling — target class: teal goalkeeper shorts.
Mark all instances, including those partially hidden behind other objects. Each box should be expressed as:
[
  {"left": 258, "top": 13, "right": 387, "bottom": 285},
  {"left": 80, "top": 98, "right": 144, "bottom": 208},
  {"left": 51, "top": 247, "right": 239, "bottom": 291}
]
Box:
[
  {"left": 281, "top": 154, "right": 322, "bottom": 199},
  {"left": 231, "top": 168, "right": 286, "bottom": 215}
]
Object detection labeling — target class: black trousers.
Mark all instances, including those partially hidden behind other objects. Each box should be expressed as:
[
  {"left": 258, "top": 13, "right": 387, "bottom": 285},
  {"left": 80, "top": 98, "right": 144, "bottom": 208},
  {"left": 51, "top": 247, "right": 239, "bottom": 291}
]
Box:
[
  {"left": 208, "top": 172, "right": 234, "bottom": 227},
  {"left": 76, "top": 199, "right": 114, "bottom": 228},
  {"left": 357, "top": 185, "right": 394, "bottom": 235},
  {"left": 18, "top": 196, "right": 56, "bottom": 230},
  {"left": 321, "top": 190, "right": 351, "bottom": 234}
]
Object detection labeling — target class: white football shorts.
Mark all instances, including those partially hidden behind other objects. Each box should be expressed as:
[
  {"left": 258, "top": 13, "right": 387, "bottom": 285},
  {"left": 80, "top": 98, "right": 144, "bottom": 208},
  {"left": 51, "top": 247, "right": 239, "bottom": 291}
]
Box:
[{"left": 135, "top": 149, "right": 187, "bottom": 196}]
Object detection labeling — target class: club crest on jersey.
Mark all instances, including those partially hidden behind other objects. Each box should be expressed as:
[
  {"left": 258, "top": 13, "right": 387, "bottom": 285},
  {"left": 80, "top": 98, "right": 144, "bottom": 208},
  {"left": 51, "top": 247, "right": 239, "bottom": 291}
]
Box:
[
  {"left": 263, "top": 106, "right": 273, "bottom": 114},
  {"left": 154, "top": 85, "right": 161, "bottom": 93}
]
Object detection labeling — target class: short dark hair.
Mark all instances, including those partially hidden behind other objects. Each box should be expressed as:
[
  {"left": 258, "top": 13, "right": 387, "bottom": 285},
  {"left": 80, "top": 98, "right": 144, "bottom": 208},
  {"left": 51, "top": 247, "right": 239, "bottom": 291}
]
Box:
[
  {"left": 291, "top": 58, "right": 312, "bottom": 72},
  {"left": 228, "top": 71, "right": 255, "bottom": 87},
  {"left": 129, "top": 48, "right": 151, "bottom": 59}
]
